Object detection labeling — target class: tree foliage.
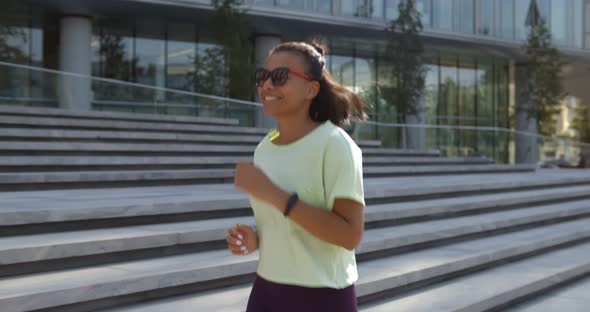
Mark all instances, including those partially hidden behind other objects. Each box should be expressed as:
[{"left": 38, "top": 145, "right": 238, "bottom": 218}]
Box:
[
  {"left": 382, "top": 0, "right": 426, "bottom": 121},
  {"left": 571, "top": 100, "right": 590, "bottom": 143},
  {"left": 207, "top": 0, "right": 254, "bottom": 100},
  {"left": 523, "top": 16, "right": 564, "bottom": 136}
]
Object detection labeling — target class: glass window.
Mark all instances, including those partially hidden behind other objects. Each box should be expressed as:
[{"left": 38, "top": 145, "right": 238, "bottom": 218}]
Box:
[
  {"left": 355, "top": 56, "right": 376, "bottom": 113},
  {"left": 135, "top": 20, "right": 166, "bottom": 101},
  {"left": 331, "top": 54, "right": 355, "bottom": 90},
  {"left": 342, "top": 0, "right": 356, "bottom": 16},
  {"left": 458, "top": 56, "right": 477, "bottom": 153},
  {"left": 93, "top": 19, "right": 134, "bottom": 81},
  {"left": 433, "top": 0, "right": 453, "bottom": 31},
  {"left": 342, "top": 0, "right": 373, "bottom": 17},
  {"left": 495, "top": 0, "right": 515, "bottom": 39},
  {"left": 256, "top": 0, "right": 275, "bottom": 6},
  {"left": 424, "top": 62, "right": 439, "bottom": 121},
  {"left": 537, "top": 0, "right": 550, "bottom": 20},
  {"left": 276, "top": 0, "right": 304, "bottom": 10},
  {"left": 439, "top": 55, "right": 458, "bottom": 124},
  {"left": 307, "top": 0, "right": 332, "bottom": 14},
  {"left": 385, "top": 0, "right": 400, "bottom": 20},
  {"left": 514, "top": 0, "right": 529, "bottom": 40},
  {"left": 477, "top": 0, "right": 494, "bottom": 35},
  {"left": 453, "top": 0, "right": 474, "bottom": 34},
  {"left": 372, "top": 0, "right": 385, "bottom": 19},
  {"left": 416, "top": 0, "right": 432, "bottom": 28},
  {"left": 550, "top": 0, "right": 567, "bottom": 46},
  {"left": 573, "top": 0, "right": 583, "bottom": 48},
  {"left": 167, "top": 23, "right": 197, "bottom": 95},
  {"left": 194, "top": 42, "right": 226, "bottom": 96}
]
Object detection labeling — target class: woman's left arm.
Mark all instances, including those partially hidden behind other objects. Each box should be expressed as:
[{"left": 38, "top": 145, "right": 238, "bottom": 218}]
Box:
[{"left": 234, "top": 162, "right": 364, "bottom": 251}]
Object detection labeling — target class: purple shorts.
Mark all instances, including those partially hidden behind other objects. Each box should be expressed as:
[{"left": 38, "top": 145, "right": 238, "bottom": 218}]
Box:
[{"left": 246, "top": 274, "right": 358, "bottom": 312}]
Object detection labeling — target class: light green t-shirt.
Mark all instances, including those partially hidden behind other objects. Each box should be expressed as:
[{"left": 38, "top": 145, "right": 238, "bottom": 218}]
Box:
[{"left": 250, "top": 120, "right": 365, "bottom": 289}]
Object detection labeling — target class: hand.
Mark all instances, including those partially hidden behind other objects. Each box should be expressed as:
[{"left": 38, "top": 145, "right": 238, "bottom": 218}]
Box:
[
  {"left": 234, "top": 162, "right": 275, "bottom": 201},
  {"left": 226, "top": 224, "right": 258, "bottom": 256}
]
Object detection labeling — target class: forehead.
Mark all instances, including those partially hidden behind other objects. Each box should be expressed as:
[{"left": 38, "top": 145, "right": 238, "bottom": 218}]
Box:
[{"left": 265, "top": 51, "right": 308, "bottom": 72}]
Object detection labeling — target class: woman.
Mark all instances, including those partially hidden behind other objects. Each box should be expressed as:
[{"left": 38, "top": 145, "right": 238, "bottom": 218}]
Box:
[{"left": 226, "top": 40, "right": 367, "bottom": 312}]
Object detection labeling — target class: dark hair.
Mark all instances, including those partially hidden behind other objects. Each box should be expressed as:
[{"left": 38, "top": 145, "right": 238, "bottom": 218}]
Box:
[{"left": 269, "top": 40, "right": 367, "bottom": 127}]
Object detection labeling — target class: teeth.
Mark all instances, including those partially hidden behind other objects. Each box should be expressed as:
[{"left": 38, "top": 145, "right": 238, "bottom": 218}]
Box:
[{"left": 264, "top": 96, "right": 278, "bottom": 101}]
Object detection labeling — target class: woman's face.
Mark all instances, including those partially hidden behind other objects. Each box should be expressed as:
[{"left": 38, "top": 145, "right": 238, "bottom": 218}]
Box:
[{"left": 258, "top": 52, "right": 318, "bottom": 119}]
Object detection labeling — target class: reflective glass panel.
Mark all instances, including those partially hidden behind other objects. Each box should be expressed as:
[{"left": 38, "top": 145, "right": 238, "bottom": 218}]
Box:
[
  {"left": 385, "top": 0, "right": 400, "bottom": 20},
  {"left": 453, "top": 0, "right": 474, "bottom": 33},
  {"left": 495, "top": 0, "right": 515, "bottom": 39},
  {"left": 433, "top": 0, "right": 453, "bottom": 31},
  {"left": 515, "top": 0, "right": 529, "bottom": 40},
  {"left": 477, "top": 0, "right": 494, "bottom": 35},
  {"left": 167, "top": 23, "right": 197, "bottom": 94},
  {"left": 416, "top": 0, "right": 432, "bottom": 28}
]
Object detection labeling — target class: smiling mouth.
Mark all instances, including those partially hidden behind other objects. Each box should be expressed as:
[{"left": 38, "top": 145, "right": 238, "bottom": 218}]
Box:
[{"left": 264, "top": 96, "right": 280, "bottom": 101}]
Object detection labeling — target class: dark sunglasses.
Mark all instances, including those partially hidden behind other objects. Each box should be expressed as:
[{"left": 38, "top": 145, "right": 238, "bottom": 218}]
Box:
[{"left": 255, "top": 67, "right": 313, "bottom": 87}]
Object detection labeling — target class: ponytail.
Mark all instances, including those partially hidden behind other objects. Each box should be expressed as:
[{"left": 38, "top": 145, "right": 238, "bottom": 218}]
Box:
[{"left": 270, "top": 40, "right": 367, "bottom": 126}]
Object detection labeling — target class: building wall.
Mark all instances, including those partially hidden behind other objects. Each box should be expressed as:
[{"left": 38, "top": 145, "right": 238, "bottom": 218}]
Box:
[{"left": 586, "top": 0, "right": 590, "bottom": 49}]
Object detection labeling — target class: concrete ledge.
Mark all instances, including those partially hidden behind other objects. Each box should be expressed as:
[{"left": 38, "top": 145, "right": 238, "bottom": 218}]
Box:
[
  {"left": 361, "top": 241, "right": 590, "bottom": 311},
  {"left": 2, "top": 174, "right": 590, "bottom": 226},
  {"left": 0, "top": 142, "right": 257, "bottom": 153},
  {"left": 0, "top": 116, "right": 268, "bottom": 135},
  {"left": 0, "top": 105, "right": 240, "bottom": 126},
  {"left": 0, "top": 165, "right": 536, "bottom": 186},
  {"left": 0, "top": 156, "right": 492, "bottom": 168},
  {"left": 0, "top": 197, "right": 589, "bottom": 266},
  {"left": 1, "top": 220, "right": 587, "bottom": 312}
]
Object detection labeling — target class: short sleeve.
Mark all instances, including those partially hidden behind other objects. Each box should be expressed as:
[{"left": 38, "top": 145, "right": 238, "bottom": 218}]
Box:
[{"left": 323, "top": 136, "right": 365, "bottom": 209}]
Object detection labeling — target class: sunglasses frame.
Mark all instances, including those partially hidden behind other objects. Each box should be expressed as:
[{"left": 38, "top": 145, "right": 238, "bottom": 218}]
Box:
[{"left": 255, "top": 67, "right": 314, "bottom": 87}]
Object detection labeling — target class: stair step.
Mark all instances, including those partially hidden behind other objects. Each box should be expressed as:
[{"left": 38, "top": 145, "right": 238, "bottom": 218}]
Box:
[
  {"left": 364, "top": 164, "right": 535, "bottom": 176},
  {"left": 0, "top": 156, "right": 492, "bottom": 171},
  {"left": 1, "top": 196, "right": 589, "bottom": 270},
  {"left": 0, "top": 115, "right": 267, "bottom": 135},
  {"left": 0, "top": 165, "right": 536, "bottom": 188},
  {"left": 0, "top": 105, "right": 240, "bottom": 126},
  {"left": 84, "top": 220, "right": 590, "bottom": 312},
  {"left": 360, "top": 241, "right": 590, "bottom": 312},
  {"left": 2, "top": 173, "right": 590, "bottom": 227},
  {"left": 0, "top": 128, "right": 263, "bottom": 144},
  {"left": 0, "top": 141, "right": 435, "bottom": 157},
  {"left": 503, "top": 275, "right": 590, "bottom": 312},
  {"left": 0, "top": 128, "right": 382, "bottom": 149}
]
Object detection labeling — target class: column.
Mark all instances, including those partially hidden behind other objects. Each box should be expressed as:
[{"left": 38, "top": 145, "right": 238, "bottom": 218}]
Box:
[
  {"left": 404, "top": 95, "right": 426, "bottom": 151},
  {"left": 514, "top": 64, "right": 539, "bottom": 164},
  {"left": 585, "top": 0, "right": 590, "bottom": 49},
  {"left": 254, "top": 35, "right": 281, "bottom": 129},
  {"left": 58, "top": 16, "right": 92, "bottom": 111}
]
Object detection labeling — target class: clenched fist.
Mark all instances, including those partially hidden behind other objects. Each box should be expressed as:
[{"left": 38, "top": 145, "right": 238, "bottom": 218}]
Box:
[{"left": 226, "top": 224, "right": 258, "bottom": 256}]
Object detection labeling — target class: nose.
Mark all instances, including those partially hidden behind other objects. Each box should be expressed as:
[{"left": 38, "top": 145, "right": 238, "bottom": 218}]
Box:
[{"left": 259, "top": 77, "right": 273, "bottom": 90}]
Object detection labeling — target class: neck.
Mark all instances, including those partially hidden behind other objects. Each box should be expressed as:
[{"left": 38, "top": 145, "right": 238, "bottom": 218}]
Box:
[{"left": 275, "top": 114, "right": 321, "bottom": 145}]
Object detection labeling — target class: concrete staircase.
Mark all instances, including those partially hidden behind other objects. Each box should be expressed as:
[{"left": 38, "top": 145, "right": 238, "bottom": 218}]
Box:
[
  {"left": 0, "top": 106, "right": 534, "bottom": 192},
  {"left": 1, "top": 106, "right": 589, "bottom": 312}
]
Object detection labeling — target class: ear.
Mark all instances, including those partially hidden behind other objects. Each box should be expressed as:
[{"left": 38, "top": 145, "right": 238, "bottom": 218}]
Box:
[{"left": 304, "top": 81, "right": 320, "bottom": 100}]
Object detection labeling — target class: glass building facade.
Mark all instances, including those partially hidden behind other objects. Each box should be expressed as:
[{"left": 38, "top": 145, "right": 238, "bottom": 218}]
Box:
[
  {"left": 258, "top": 0, "right": 588, "bottom": 49},
  {"left": 0, "top": 0, "right": 588, "bottom": 161}
]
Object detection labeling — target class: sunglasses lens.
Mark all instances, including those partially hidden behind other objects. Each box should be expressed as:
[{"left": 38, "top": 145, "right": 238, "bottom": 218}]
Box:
[
  {"left": 271, "top": 68, "right": 289, "bottom": 86},
  {"left": 254, "top": 68, "right": 268, "bottom": 87}
]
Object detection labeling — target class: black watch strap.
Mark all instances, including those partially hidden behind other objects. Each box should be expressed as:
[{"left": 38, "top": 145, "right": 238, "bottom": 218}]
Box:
[{"left": 284, "top": 193, "right": 299, "bottom": 217}]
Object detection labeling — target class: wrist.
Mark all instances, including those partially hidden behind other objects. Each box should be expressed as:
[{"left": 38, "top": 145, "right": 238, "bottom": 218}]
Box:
[{"left": 269, "top": 187, "right": 290, "bottom": 212}]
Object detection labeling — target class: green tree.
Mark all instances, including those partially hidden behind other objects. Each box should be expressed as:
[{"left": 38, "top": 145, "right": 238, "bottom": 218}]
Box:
[
  {"left": 191, "top": 46, "right": 226, "bottom": 96},
  {"left": 571, "top": 101, "right": 590, "bottom": 143},
  {"left": 209, "top": 0, "right": 254, "bottom": 100},
  {"left": 382, "top": 0, "right": 426, "bottom": 123},
  {"left": 522, "top": 12, "right": 564, "bottom": 136}
]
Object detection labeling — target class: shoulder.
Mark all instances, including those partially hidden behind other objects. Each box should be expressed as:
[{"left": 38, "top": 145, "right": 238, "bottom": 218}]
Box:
[
  {"left": 254, "top": 129, "right": 275, "bottom": 157},
  {"left": 323, "top": 122, "right": 362, "bottom": 159}
]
